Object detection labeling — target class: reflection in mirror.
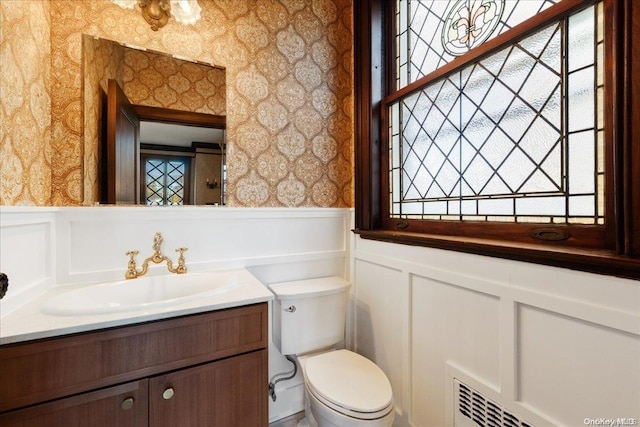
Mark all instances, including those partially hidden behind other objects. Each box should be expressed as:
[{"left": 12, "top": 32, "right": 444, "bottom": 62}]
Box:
[
  {"left": 82, "top": 35, "right": 226, "bottom": 205},
  {"left": 140, "top": 121, "right": 226, "bottom": 205}
]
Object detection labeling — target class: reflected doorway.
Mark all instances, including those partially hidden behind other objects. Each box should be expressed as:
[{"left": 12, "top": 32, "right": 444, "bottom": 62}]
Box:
[
  {"left": 103, "top": 80, "right": 226, "bottom": 205},
  {"left": 140, "top": 121, "right": 226, "bottom": 206}
]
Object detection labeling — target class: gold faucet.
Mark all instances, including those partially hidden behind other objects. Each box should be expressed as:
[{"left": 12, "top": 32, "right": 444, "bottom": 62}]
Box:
[{"left": 125, "top": 232, "right": 188, "bottom": 279}]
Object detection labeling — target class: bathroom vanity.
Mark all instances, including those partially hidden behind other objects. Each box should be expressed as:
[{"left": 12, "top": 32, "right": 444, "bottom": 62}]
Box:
[
  {"left": 0, "top": 268, "right": 273, "bottom": 426},
  {"left": 0, "top": 303, "right": 268, "bottom": 426}
]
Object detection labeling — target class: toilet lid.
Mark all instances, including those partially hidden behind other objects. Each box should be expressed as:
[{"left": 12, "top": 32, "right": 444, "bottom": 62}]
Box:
[{"left": 304, "top": 349, "right": 393, "bottom": 414}]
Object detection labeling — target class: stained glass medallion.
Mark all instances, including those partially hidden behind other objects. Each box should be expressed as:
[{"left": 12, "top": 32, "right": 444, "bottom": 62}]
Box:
[
  {"left": 442, "top": 0, "right": 505, "bottom": 56},
  {"left": 396, "top": 0, "right": 560, "bottom": 88}
]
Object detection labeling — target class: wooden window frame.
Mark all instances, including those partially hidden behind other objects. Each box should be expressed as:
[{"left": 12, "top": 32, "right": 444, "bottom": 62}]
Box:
[{"left": 354, "top": 0, "right": 640, "bottom": 280}]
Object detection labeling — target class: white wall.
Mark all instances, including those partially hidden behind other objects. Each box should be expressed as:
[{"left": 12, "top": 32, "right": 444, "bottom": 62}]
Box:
[
  {"left": 351, "top": 235, "right": 640, "bottom": 427},
  {"left": 0, "top": 206, "right": 352, "bottom": 423}
]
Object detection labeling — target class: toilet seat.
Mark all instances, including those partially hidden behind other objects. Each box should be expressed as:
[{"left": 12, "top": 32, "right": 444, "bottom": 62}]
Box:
[{"left": 304, "top": 350, "right": 394, "bottom": 420}]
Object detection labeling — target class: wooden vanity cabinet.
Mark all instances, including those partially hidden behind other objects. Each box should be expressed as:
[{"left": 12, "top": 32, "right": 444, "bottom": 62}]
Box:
[{"left": 0, "top": 303, "right": 268, "bottom": 427}]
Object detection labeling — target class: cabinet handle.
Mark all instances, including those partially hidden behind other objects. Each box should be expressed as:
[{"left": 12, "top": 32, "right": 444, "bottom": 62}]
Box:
[
  {"left": 162, "top": 387, "right": 175, "bottom": 400},
  {"left": 121, "top": 397, "right": 134, "bottom": 410}
]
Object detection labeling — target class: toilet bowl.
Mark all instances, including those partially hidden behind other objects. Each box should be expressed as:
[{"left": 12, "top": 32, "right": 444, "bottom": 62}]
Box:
[
  {"left": 268, "top": 277, "right": 395, "bottom": 427},
  {"left": 300, "top": 350, "right": 394, "bottom": 427}
]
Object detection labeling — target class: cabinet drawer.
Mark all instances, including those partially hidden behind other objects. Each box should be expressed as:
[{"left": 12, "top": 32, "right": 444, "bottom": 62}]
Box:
[
  {"left": 0, "top": 303, "right": 267, "bottom": 412},
  {"left": 0, "top": 379, "right": 148, "bottom": 427}
]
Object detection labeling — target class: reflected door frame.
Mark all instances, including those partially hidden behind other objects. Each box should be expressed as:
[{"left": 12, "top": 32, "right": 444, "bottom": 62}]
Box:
[
  {"left": 104, "top": 79, "right": 140, "bottom": 204},
  {"left": 103, "top": 99, "right": 226, "bottom": 205},
  {"left": 133, "top": 105, "right": 226, "bottom": 206}
]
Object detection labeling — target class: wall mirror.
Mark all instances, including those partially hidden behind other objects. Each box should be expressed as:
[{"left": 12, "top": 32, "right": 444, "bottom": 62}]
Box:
[{"left": 82, "top": 35, "right": 226, "bottom": 206}]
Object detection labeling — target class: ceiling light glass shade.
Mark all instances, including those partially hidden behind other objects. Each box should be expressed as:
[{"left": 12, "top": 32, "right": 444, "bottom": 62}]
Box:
[
  {"left": 112, "top": 0, "right": 138, "bottom": 9},
  {"left": 170, "top": 0, "right": 202, "bottom": 25},
  {"left": 110, "top": 0, "right": 201, "bottom": 30}
]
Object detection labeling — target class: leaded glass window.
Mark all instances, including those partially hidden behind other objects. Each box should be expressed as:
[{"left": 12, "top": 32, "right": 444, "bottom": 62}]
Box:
[
  {"left": 395, "top": 0, "right": 561, "bottom": 88},
  {"left": 144, "top": 158, "right": 188, "bottom": 206},
  {"left": 389, "top": 1, "right": 604, "bottom": 225}
]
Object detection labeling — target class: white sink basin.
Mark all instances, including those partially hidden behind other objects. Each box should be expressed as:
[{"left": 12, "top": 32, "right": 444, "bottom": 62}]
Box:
[{"left": 41, "top": 271, "right": 241, "bottom": 316}]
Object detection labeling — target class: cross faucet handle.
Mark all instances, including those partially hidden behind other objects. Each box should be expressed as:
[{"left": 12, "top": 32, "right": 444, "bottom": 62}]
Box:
[
  {"left": 174, "top": 247, "right": 188, "bottom": 274},
  {"left": 125, "top": 250, "right": 140, "bottom": 279}
]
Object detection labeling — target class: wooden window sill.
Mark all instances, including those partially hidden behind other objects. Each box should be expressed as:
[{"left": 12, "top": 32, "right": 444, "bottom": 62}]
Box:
[{"left": 353, "top": 229, "right": 640, "bottom": 281}]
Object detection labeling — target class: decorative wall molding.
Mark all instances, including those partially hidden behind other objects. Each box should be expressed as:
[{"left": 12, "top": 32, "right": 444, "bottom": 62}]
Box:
[
  {"left": 352, "top": 236, "right": 640, "bottom": 427},
  {"left": 0, "top": 208, "right": 57, "bottom": 314}
]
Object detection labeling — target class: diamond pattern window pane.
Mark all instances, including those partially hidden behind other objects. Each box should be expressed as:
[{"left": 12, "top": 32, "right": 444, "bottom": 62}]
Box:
[
  {"left": 145, "top": 160, "right": 165, "bottom": 206},
  {"left": 144, "top": 158, "right": 187, "bottom": 206},
  {"left": 390, "top": 4, "right": 604, "bottom": 224}
]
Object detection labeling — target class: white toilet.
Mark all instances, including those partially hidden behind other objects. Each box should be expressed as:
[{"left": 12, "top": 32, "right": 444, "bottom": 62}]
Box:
[{"left": 269, "top": 277, "right": 395, "bottom": 427}]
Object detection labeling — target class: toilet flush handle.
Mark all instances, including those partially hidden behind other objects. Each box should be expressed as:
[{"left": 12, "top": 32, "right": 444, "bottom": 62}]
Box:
[{"left": 283, "top": 305, "right": 296, "bottom": 313}]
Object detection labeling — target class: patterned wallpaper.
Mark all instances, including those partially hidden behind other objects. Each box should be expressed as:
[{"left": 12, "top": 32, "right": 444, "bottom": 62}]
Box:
[
  {"left": 123, "top": 48, "right": 226, "bottom": 115},
  {"left": 0, "top": 1, "right": 52, "bottom": 205},
  {"left": 83, "top": 35, "right": 125, "bottom": 204},
  {"left": 1, "top": 0, "right": 353, "bottom": 207}
]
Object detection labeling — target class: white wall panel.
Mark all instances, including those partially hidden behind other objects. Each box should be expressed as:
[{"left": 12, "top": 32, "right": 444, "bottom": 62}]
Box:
[
  {"left": 354, "top": 259, "right": 406, "bottom": 414},
  {"left": 411, "top": 275, "right": 501, "bottom": 427},
  {"left": 0, "top": 208, "right": 56, "bottom": 315},
  {"left": 518, "top": 304, "right": 640, "bottom": 426},
  {"left": 352, "top": 235, "right": 640, "bottom": 427},
  {"left": 55, "top": 207, "right": 348, "bottom": 285},
  {"left": 509, "top": 261, "right": 640, "bottom": 315}
]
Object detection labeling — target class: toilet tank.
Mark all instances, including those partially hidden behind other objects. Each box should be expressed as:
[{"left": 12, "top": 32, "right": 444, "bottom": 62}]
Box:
[{"left": 269, "top": 276, "right": 351, "bottom": 356}]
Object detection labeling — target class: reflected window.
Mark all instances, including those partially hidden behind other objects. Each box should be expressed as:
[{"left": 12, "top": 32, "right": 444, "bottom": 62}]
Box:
[{"left": 143, "top": 156, "right": 191, "bottom": 205}]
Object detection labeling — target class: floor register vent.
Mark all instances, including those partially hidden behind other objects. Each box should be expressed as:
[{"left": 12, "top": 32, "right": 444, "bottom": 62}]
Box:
[{"left": 456, "top": 380, "right": 534, "bottom": 427}]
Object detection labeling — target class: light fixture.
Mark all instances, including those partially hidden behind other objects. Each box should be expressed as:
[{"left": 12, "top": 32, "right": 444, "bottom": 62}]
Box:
[
  {"left": 206, "top": 178, "right": 219, "bottom": 189},
  {"left": 112, "top": 0, "right": 202, "bottom": 31}
]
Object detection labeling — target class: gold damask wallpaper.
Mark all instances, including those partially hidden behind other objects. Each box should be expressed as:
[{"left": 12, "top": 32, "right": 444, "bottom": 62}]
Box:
[
  {"left": 1, "top": 1, "right": 51, "bottom": 205},
  {"left": 83, "top": 35, "right": 125, "bottom": 204},
  {"left": 123, "top": 48, "right": 226, "bottom": 115},
  {"left": 0, "top": 0, "right": 354, "bottom": 207}
]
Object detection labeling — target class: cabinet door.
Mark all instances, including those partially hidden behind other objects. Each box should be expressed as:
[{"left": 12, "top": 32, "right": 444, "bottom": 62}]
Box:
[
  {"left": 150, "top": 349, "right": 268, "bottom": 427},
  {"left": 0, "top": 379, "right": 148, "bottom": 427}
]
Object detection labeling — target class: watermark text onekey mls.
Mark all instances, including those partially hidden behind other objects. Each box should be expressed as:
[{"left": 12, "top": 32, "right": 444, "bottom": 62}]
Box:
[{"left": 584, "top": 418, "right": 638, "bottom": 426}]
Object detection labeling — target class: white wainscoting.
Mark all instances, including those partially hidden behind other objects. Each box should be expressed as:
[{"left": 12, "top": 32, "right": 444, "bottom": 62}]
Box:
[
  {"left": 351, "top": 235, "right": 640, "bottom": 427},
  {"left": 0, "top": 207, "right": 56, "bottom": 316},
  {"left": 0, "top": 206, "right": 352, "bottom": 423},
  {"left": 53, "top": 206, "right": 350, "bottom": 285}
]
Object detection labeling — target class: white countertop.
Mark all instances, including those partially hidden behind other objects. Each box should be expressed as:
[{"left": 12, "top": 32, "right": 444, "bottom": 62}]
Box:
[{"left": 0, "top": 268, "right": 273, "bottom": 345}]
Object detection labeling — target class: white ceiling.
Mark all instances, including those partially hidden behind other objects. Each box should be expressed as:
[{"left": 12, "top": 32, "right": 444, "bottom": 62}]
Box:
[{"left": 140, "top": 121, "right": 225, "bottom": 147}]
